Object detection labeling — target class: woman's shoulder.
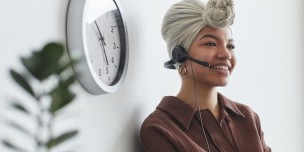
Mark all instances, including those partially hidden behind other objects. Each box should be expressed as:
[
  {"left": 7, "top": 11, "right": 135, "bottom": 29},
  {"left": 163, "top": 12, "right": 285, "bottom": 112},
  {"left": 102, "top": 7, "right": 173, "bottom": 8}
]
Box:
[
  {"left": 218, "top": 93, "right": 255, "bottom": 114},
  {"left": 141, "top": 105, "right": 177, "bottom": 132},
  {"left": 141, "top": 96, "right": 191, "bottom": 131},
  {"left": 220, "top": 94, "right": 263, "bottom": 133},
  {"left": 140, "top": 106, "right": 182, "bottom": 144},
  {"left": 232, "top": 100, "right": 255, "bottom": 113},
  {"left": 142, "top": 96, "right": 194, "bottom": 129},
  {"left": 219, "top": 93, "right": 260, "bottom": 121},
  {"left": 232, "top": 100, "right": 259, "bottom": 117},
  {"left": 226, "top": 98, "right": 261, "bottom": 125},
  {"left": 141, "top": 108, "right": 167, "bottom": 127}
]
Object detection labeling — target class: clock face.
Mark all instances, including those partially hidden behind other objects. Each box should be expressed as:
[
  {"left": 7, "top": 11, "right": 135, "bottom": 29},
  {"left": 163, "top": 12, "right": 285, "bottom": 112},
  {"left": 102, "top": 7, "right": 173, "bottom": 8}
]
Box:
[
  {"left": 85, "top": 10, "right": 122, "bottom": 85},
  {"left": 66, "top": 0, "right": 128, "bottom": 94}
]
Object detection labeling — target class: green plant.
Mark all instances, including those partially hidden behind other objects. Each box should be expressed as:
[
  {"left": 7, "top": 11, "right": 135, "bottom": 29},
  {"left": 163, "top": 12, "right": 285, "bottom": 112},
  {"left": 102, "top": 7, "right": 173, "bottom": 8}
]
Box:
[{"left": 1, "top": 42, "right": 78, "bottom": 152}]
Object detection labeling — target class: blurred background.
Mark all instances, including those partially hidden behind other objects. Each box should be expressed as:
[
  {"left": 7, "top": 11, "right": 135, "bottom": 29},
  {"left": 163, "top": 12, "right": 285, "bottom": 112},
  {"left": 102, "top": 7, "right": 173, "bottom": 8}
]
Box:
[{"left": 0, "top": 0, "right": 303, "bottom": 151}]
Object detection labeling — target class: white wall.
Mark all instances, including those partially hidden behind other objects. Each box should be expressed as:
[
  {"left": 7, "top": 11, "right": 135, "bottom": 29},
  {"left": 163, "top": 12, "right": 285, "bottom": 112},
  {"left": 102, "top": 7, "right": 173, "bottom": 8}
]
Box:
[
  {"left": 226, "top": 1, "right": 304, "bottom": 151},
  {"left": 0, "top": 0, "right": 303, "bottom": 152}
]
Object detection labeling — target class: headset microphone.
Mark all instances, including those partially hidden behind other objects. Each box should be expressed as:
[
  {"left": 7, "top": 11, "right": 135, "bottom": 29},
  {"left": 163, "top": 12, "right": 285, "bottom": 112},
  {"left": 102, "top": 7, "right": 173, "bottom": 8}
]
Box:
[{"left": 164, "top": 46, "right": 211, "bottom": 69}]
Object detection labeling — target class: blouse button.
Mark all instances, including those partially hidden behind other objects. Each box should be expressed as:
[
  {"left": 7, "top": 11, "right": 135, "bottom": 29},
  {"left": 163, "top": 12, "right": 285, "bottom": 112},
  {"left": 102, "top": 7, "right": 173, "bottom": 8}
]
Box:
[{"left": 225, "top": 117, "right": 231, "bottom": 123}]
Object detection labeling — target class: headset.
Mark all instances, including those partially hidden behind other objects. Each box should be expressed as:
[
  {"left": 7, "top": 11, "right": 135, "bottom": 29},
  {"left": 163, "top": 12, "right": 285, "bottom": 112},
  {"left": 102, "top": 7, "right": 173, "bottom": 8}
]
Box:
[{"left": 164, "top": 46, "right": 211, "bottom": 69}]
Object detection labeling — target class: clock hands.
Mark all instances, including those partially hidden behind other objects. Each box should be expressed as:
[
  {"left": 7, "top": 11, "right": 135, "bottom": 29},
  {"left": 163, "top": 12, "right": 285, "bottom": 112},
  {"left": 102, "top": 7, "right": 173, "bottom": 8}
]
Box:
[{"left": 94, "top": 21, "right": 109, "bottom": 66}]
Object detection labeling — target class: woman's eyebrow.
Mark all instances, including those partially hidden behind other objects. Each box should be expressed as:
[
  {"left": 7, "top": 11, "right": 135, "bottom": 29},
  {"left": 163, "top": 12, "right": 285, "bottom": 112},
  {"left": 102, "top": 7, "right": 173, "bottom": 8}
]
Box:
[
  {"left": 199, "top": 34, "right": 218, "bottom": 40},
  {"left": 228, "top": 38, "right": 234, "bottom": 42},
  {"left": 199, "top": 34, "right": 235, "bottom": 42}
]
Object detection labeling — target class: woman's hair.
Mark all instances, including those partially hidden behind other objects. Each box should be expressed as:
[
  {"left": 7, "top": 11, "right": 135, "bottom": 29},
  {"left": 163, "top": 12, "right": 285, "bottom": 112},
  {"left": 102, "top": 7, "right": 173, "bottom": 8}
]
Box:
[{"left": 161, "top": 0, "right": 235, "bottom": 61}]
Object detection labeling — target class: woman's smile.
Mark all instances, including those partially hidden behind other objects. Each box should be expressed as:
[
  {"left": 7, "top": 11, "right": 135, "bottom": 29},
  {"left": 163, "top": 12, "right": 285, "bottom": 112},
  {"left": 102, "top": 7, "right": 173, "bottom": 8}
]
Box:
[
  {"left": 210, "top": 67, "right": 230, "bottom": 76},
  {"left": 210, "top": 63, "right": 231, "bottom": 76}
]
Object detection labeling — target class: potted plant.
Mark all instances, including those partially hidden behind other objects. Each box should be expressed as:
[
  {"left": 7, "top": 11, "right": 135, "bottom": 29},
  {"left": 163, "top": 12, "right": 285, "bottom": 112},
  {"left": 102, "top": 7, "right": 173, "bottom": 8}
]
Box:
[{"left": 1, "top": 42, "right": 78, "bottom": 152}]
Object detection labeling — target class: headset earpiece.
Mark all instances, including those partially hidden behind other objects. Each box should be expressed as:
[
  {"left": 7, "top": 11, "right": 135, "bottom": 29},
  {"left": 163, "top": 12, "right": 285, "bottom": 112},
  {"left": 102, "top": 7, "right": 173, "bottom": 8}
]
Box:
[
  {"left": 164, "top": 46, "right": 188, "bottom": 69},
  {"left": 172, "top": 46, "right": 187, "bottom": 63}
]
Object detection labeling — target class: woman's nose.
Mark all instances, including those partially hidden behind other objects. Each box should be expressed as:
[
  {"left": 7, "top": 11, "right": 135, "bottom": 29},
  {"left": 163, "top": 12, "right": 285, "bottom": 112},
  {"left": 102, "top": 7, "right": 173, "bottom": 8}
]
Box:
[{"left": 216, "top": 45, "right": 231, "bottom": 60}]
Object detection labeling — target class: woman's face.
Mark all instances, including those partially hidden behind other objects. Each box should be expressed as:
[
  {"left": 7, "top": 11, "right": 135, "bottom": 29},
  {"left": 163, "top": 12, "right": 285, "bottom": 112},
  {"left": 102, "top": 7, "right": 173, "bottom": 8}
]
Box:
[{"left": 185, "top": 26, "right": 236, "bottom": 87}]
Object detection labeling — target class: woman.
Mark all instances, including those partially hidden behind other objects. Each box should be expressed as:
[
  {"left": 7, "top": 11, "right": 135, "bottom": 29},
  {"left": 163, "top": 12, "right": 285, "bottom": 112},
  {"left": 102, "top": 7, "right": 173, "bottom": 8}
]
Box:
[{"left": 140, "top": 0, "right": 271, "bottom": 152}]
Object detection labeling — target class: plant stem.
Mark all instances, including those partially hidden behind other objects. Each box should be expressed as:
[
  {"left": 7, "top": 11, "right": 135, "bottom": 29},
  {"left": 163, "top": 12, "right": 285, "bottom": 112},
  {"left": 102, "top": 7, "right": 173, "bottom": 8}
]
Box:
[
  {"left": 46, "top": 110, "right": 54, "bottom": 152},
  {"left": 35, "top": 95, "right": 45, "bottom": 152}
]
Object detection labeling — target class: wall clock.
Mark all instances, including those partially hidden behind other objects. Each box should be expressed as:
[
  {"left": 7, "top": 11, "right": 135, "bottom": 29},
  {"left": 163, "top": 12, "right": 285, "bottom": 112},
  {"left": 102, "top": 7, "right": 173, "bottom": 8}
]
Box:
[{"left": 66, "top": 0, "right": 129, "bottom": 95}]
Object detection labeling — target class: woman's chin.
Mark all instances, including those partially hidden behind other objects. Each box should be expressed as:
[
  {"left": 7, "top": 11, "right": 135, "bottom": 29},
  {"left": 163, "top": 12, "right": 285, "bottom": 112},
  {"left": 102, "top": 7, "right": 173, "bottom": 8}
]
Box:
[{"left": 216, "top": 79, "right": 230, "bottom": 87}]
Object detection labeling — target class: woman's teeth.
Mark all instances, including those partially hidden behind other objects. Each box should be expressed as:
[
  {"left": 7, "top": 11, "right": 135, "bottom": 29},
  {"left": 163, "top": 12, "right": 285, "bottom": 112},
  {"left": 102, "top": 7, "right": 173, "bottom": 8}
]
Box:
[{"left": 211, "top": 65, "right": 229, "bottom": 70}]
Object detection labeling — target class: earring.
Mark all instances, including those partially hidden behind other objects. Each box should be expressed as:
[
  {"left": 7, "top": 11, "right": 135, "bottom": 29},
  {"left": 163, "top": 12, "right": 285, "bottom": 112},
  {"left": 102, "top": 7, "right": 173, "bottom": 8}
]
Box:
[{"left": 178, "top": 64, "right": 187, "bottom": 75}]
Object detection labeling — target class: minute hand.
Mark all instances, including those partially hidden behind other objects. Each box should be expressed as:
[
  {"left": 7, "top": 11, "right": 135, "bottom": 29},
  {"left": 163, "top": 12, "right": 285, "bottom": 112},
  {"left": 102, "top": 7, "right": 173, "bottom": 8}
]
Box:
[{"left": 94, "top": 21, "right": 109, "bottom": 65}]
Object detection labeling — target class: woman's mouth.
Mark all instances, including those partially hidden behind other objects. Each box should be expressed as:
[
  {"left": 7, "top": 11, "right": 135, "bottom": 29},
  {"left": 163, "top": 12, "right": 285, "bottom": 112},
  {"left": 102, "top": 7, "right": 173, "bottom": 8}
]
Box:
[{"left": 210, "top": 65, "right": 230, "bottom": 75}]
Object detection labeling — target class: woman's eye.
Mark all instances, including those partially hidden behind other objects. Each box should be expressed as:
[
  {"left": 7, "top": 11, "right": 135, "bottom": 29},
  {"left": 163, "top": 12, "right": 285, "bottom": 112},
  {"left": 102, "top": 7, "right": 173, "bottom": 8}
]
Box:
[
  {"left": 227, "top": 44, "right": 235, "bottom": 50},
  {"left": 205, "top": 42, "right": 216, "bottom": 46}
]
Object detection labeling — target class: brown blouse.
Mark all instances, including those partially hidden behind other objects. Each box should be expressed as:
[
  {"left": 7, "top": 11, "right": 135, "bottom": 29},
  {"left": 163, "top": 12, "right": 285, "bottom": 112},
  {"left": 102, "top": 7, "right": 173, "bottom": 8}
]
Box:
[{"left": 140, "top": 93, "right": 271, "bottom": 152}]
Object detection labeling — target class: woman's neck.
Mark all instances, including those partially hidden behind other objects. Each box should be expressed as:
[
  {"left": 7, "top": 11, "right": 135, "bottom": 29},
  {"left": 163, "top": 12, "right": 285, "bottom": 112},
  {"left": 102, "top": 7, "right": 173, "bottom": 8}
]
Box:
[{"left": 176, "top": 82, "right": 220, "bottom": 119}]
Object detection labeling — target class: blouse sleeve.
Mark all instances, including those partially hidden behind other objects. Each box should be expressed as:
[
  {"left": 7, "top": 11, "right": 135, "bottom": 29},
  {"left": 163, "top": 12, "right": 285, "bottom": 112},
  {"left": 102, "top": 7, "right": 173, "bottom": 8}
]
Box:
[
  {"left": 140, "top": 125, "right": 178, "bottom": 152},
  {"left": 254, "top": 113, "right": 272, "bottom": 152}
]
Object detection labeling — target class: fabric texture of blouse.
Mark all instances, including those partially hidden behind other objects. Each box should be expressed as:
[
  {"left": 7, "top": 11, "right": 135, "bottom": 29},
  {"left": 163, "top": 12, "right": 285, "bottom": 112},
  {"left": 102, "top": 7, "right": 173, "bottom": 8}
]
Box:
[{"left": 140, "top": 93, "right": 271, "bottom": 152}]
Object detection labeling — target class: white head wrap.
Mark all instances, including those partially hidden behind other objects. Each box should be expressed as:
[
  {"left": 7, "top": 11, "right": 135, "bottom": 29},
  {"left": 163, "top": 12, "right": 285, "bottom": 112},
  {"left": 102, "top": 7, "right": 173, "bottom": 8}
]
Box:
[{"left": 161, "top": 0, "right": 235, "bottom": 61}]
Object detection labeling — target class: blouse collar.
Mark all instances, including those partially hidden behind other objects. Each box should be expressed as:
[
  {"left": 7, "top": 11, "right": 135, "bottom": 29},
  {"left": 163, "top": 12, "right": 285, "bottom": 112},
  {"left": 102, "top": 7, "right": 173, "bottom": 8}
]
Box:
[{"left": 157, "top": 92, "right": 245, "bottom": 130}]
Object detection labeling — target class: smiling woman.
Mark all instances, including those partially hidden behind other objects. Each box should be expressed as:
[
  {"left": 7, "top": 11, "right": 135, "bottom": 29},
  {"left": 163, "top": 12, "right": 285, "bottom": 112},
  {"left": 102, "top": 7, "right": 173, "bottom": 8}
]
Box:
[
  {"left": 140, "top": 0, "right": 271, "bottom": 151},
  {"left": 187, "top": 27, "right": 236, "bottom": 87}
]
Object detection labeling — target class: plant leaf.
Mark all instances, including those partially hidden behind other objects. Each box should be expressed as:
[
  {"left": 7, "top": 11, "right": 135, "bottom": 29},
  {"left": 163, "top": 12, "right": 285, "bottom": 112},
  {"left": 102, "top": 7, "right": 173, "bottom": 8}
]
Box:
[
  {"left": 61, "top": 75, "right": 76, "bottom": 88},
  {"left": 50, "top": 88, "right": 75, "bottom": 113},
  {"left": 42, "top": 42, "right": 64, "bottom": 64},
  {"left": 47, "top": 130, "right": 78, "bottom": 149},
  {"left": 10, "top": 69, "right": 35, "bottom": 97},
  {"left": 56, "top": 61, "right": 72, "bottom": 75},
  {"left": 2, "top": 140, "right": 25, "bottom": 152},
  {"left": 7, "top": 121, "right": 32, "bottom": 137},
  {"left": 21, "top": 42, "right": 64, "bottom": 80},
  {"left": 11, "top": 102, "right": 29, "bottom": 114},
  {"left": 50, "top": 76, "right": 76, "bottom": 113}
]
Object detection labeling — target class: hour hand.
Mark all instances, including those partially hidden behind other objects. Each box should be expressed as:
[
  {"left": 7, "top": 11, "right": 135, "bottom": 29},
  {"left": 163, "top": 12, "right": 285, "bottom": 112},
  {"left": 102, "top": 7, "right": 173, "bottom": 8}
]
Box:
[{"left": 94, "top": 21, "right": 109, "bottom": 65}]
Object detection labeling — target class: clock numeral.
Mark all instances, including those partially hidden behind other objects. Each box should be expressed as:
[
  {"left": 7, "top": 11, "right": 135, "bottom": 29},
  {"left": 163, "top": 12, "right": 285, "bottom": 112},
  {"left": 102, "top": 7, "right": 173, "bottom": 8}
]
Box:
[
  {"left": 111, "top": 57, "right": 117, "bottom": 68},
  {"left": 99, "top": 69, "right": 102, "bottom": 76},
  {"left": 111, "top": 25, "right": 117, "bottom": 33},
  {"left": 106, "top": 66, "right": 109, "bottom": 74},
  {"left": 113, "top": 42, "right": 117, "bottom": 49}
]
